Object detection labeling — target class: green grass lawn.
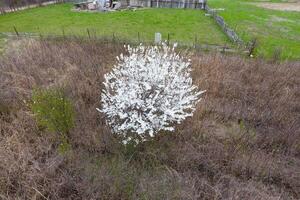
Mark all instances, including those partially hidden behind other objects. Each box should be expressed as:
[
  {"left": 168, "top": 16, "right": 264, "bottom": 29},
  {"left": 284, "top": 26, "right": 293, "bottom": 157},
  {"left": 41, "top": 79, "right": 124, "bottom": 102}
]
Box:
[
  {"left": 209, "top": 0, "right": 300, "bottom": 59},
  {"left": 241, "top": 0, "right": 297, "bottom": 2},
  {"left": 0, "top": 4, "right": 230, "bottom": 46}
]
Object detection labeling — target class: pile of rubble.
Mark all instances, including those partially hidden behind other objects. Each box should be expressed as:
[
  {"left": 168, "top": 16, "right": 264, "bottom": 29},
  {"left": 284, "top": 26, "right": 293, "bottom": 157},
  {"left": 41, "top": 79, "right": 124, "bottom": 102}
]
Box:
[{"left": 73, "top": 0, "right": 137, "bottom": 12}]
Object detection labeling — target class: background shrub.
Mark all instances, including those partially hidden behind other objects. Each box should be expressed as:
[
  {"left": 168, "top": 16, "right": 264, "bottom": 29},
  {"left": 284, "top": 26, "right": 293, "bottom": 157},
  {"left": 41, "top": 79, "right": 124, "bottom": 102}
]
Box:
[{"left": 31, "top": 88, "right": 74, "bottom": 137}]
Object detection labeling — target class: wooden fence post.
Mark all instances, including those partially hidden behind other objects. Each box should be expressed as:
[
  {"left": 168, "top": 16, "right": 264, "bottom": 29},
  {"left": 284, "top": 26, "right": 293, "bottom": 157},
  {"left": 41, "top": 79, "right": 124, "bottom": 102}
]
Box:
[
  {"left": 247, "top": 38, "right": 257, "bottom": 57},
  {"left": 87, "top": 28, "right": 91, "bottom": 39},
  {"left": 112, "top": 33, "right": 115, "bottom": 43},
  {"left": 62, "top": 28, "right": 65, "bottom": 38},
  {"left": 37, "top": 26, "right": 43, "bottom": 38},
  {"left": 222, "top": 46, "right": 225, "bottom": 54},
  {"left": 13, "top": 26, "right": 19, "bottom": 37}
]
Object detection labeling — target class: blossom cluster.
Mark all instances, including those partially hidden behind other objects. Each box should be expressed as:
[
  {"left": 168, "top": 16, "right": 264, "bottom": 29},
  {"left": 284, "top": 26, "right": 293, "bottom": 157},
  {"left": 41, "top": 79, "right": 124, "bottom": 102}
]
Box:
[{"left": 98, "top": 43, "right": 205, "bottom": 142}]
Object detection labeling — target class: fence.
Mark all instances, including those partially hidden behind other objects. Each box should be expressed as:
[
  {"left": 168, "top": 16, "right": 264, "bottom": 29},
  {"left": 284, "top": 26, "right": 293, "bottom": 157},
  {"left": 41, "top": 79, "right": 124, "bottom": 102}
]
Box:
[
  {"left": 129, "top": 0, "right": 205, "bottom": 9},
  {"left": 0, "top": 0, "right": 206, "bottom": 13},
  {"left": 0, "top": 0, "right": 64, "bottom": 14},
  {"left": 0, "top": 27, "right": 250, "bottom": 55},
  {"left": 205, "top": 6, "right": 243, "bottom": 45}
]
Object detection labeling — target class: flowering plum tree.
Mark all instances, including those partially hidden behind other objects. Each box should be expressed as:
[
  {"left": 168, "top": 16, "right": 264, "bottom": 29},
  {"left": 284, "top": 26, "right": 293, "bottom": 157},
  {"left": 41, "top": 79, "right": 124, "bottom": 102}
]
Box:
[{"left": 98, "top": 43, "right": 205, "bottom": 143}]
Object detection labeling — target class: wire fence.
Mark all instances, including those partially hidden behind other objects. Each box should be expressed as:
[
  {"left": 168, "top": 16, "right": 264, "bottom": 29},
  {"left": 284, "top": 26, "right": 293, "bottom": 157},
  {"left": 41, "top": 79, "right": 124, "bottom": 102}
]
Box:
[
  {"left": 205, "top": 6, "right": 243, "bottom": 46},
  {"left": 151, "top": 1, "right": 203, "bottom": 9},
  {"left": 0, "top": 27, "right": 250, "bottom": 55}
]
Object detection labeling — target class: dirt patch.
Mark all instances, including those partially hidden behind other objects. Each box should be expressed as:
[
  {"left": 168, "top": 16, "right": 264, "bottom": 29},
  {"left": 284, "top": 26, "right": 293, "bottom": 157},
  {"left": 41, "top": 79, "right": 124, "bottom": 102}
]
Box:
[{"left": 251, "top": 2, "right": 300, "bottom": 11}]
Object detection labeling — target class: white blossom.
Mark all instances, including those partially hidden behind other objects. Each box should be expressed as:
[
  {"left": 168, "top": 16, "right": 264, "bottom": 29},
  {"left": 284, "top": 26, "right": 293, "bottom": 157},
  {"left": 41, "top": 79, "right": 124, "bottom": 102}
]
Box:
[{"left": 98, "top": 43, "right": 205, "bottom": 142}]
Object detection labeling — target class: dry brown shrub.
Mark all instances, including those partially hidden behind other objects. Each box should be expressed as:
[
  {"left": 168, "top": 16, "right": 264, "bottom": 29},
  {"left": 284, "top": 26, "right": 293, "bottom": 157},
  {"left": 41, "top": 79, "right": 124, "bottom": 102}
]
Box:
[{"left": 0, "top": 38, "right": 299, "bottom": 199}]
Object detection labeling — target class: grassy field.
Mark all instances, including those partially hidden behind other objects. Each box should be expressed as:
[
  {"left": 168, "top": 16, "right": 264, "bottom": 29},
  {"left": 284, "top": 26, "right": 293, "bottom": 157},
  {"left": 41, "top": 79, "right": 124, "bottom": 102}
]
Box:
[
  {"left": 0, "top": 3, "right": 231, "bottom": 46},
  {"left": 242, "top": 0, "right": 298, "bottom": 2},
  {"left": 209, "top": 0, "right": 300, "bottom": 59}
]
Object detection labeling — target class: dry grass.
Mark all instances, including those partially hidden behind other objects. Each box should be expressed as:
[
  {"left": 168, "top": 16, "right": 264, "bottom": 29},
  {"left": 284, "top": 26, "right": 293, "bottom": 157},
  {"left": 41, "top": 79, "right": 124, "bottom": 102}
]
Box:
[{"left": 0, "top": 38, "right": 299, "bottom": 199}]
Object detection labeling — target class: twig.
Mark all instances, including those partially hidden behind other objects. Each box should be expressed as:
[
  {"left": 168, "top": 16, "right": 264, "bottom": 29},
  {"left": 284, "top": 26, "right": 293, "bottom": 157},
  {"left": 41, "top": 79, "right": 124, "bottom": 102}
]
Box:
[{"left": 32, "top": 187, "right": 49, "bottom": 200}]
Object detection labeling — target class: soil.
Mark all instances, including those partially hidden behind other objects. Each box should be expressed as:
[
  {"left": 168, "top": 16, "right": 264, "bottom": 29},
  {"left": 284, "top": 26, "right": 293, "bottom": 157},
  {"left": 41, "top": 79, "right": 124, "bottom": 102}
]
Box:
[{"left": 252, "top": 2, "right": 300, "bottom": 11}]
